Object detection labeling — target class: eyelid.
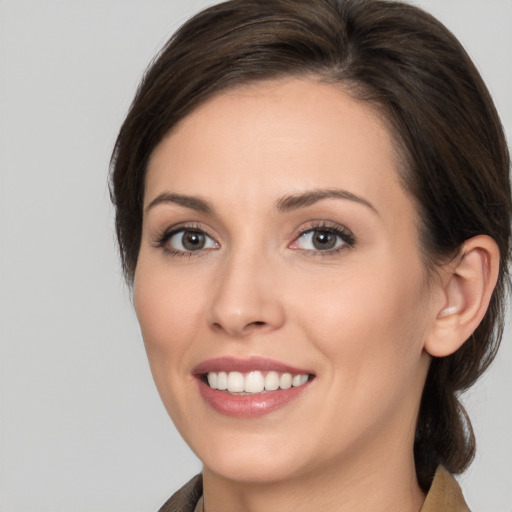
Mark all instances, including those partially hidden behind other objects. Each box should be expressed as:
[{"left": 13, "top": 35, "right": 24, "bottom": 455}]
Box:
[
  {"left": 289, "top": 221, "right": 356, "bottom": 254},
  {"left": 153, "top": 222, "right": 220, "bottom": 256},
  {"left": 151, "top": 220, "right": 354, "bottom": 257}
]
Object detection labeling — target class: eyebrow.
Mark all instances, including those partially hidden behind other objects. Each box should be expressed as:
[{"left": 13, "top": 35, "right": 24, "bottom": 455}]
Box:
[
  {"left": 145, "top": 188, "right": 378, "bottom": 216},
  {"left": 145, "top": 192, "right": 214, "bottom": 214},
  {"left": 275, "top": 188, "right": 379, "bottom": 215}
]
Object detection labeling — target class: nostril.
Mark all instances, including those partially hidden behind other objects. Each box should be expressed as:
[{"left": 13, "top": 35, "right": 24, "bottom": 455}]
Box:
[{"left": 210, "top": 319, "right": 268, "bottom": 336}]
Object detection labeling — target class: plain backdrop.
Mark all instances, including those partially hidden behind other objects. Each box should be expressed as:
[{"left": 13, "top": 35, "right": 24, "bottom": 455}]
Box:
[{"left": 0, "top": 1, "right": 510, "bottom": 511}]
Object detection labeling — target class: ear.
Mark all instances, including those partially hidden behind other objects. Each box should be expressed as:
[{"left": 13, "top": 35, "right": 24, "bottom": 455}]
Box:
[{"left": 424, "top": 235, "right": 500, "bottom": 358}]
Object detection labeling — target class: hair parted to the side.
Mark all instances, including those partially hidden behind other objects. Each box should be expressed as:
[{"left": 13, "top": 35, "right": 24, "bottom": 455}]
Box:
[{"left": 110, "top": 0, "right": 512, "bottom": 492}]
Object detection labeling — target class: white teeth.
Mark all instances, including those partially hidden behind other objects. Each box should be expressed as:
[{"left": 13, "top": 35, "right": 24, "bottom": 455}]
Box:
[
  {"left": 279, "top": 373, "right": 292, "bottom": 389},
  {"left": 205, "top": 370, "right": 310, "bottom": 394},
  {"left": 217, "top": 371, "right": 228, "bottom": 390},
  {"left": 244, "top": 371, "right": 265, "bottom": 393},
  {"left": 207, "top": 372, "right": 218, "bottom": 389},
  {"left": 227, "top": 371, "right": 245, "bottom": 393},
  {"left": 293, "top": 374, "right": 308, "bottom": 386},
  {"left": 291, "top": 374, "right": 302, "bottom": 387},
  {"left": 264, "top": 371, "right": 280, "bottom": 391}
]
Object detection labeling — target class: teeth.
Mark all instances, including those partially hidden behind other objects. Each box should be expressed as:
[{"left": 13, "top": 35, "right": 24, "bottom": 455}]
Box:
[
  {"left": 292, "top": 374, "right": 308, "bottom": 387},
  {"left": 245, "top": 371, "right": 265, "bottom": 393},
  {"left": 280, "top": 373, "right": 292, "bottom": 389},
  {"left": 217, "top": 371, "right": 228, "bottom": 390},
  {"left": 227, "top": 371, "right": 245, "bottom": 393},
  {"left": 206, "top": 370, "right": 310, "bottom": 394},
  {"left": 264, "top": 371, "right": 280, "bottom": 391},
  {"left": 207, "top": 372, "right": 218, "bottom": 389}
]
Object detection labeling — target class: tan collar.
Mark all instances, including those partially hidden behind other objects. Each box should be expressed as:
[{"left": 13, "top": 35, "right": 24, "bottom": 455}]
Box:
[
  {"left": 161, "top": 466, "right": 470, "bottom": 512},
  {"left": 193, "top": 495, "right": 203, "bottom": 512},
  {"left": 420, "top": 466, "right": 470, "bottom": 512}
]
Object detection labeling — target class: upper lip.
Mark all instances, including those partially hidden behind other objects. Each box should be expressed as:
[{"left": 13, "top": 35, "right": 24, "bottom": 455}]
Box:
[{"left": 192, "top": 356, "right": 314, "bottom": 376}]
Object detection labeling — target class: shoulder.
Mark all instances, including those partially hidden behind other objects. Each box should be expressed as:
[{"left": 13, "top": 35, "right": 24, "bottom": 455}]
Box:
[
  {"left": 157, "top": 474, "right": 203, "bottom": 512},
  {"left": 421, "top": 466, "right": 470, "bottom": 512}
]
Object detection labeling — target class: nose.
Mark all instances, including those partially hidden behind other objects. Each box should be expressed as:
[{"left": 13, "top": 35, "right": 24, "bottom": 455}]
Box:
[{"left": 207, "top": 249, "right": 286, "bottom": 337}]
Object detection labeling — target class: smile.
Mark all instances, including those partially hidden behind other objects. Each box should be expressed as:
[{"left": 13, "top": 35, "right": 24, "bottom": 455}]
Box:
[
  {"left": 206, "top": 370, "right": 310, "bottom": 394},
  {"left": 194, "top": 357, "right": 315, "bottom": 418}
]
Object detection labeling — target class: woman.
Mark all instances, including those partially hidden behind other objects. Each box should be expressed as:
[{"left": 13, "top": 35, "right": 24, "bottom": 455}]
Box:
[{"left": 110, "top": 0, "right": 511, "bottom": 510}]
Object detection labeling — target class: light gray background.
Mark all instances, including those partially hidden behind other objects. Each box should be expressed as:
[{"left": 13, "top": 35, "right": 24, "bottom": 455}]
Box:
[{"left": 0, "top": 1, "right": 510, "bottom": 511}]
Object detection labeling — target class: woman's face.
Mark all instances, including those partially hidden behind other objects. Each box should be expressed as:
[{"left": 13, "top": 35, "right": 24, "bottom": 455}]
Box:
[{"left": 135, "top": 78, "right": 438, "bottom": 484}]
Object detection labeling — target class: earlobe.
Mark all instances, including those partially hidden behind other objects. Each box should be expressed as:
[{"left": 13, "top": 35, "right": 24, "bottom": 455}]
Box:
[{"left": 425, "top": 235, "right": 500, "bottom": 358}]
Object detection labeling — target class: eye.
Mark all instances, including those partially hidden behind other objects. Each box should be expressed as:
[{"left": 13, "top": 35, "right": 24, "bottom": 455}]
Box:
[
  {"left": 290, "top": 224, "right": 355, "bottom": 253},
  {"left": 163, "top": 228, "right": 218, "bottom": 253}
]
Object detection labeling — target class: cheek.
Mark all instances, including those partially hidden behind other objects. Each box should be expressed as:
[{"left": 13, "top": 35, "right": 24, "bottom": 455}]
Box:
[
  {"left": 133, "top": 260, "right": 207, "bottom": 385},
  {"left": 289, "top": 259, "right": 431, "bottom": 442},
  {"left": 290, "top": 253, "right": 431, "bottom": 378},
  {"left": 133, "top": 262, "right": 213, "bottom": 433}
]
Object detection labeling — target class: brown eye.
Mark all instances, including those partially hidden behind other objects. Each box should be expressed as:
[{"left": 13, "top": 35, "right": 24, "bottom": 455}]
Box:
[
  {"left": 289, "top": 222, "right": 356, "bottom": 255},
  {"left": 311, "top": 231, "right": 337, "bottom": 250},
  {"left": 167, "top": 229, "right": 218, "bottom": 252},
  {"left": 292, "top": 227, "right": 349, "bottom": 252},
  {"left": 182, "top": 231, "right": 206, "bottom": 250}
]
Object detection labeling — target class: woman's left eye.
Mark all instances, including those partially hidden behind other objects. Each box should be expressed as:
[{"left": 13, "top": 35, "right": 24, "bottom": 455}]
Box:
[{"left": 291, "top": 226, "right": 354, "bottom": 253}]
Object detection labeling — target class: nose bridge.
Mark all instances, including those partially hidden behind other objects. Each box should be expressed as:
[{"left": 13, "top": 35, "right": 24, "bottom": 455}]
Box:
[{"left": 208, "top": 239, "right": 285, "bottom": 336}]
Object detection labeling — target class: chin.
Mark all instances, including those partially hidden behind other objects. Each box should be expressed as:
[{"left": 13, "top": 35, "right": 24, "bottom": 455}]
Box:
[
  {"left": 187, "top": 425, "right": 310, "bottom": 484},
  {"left": 202, "top": 451, "right": 305, "bottom": 485}
]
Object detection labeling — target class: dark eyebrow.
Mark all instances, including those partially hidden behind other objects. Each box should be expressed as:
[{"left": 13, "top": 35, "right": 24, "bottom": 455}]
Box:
[
  {"left": 145, "top": 192, "right": 214, "bottom": 214},
  {"left": 145, "top": 188, "right": 378, "bottom": 216},
  {"left": 275, "top": 188, "right": 379, "bottom": 215}
]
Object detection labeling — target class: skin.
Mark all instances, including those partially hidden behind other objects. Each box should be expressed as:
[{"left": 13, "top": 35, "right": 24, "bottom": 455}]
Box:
[{"left": 134, "top": 78, "right": 445, "bottom": 512}]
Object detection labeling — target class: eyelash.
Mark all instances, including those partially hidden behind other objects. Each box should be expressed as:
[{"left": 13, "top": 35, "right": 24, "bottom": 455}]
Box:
[
  {"left": 153, "top": 223, "right": 217, "bottom": 258},
  {"left": 153, "top": 222, "right": 356, "bottom": 257},
  {"left": 292, "top": 222, "right": 356, "bottom": 257}
]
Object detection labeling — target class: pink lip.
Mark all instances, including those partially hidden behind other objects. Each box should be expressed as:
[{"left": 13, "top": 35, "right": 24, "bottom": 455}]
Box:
[
  {"left": 192, "top": 356, "right": 312, "bottom": 375},
  {"left": 193, "top": 357, "right": 314, "bottom": 419}
]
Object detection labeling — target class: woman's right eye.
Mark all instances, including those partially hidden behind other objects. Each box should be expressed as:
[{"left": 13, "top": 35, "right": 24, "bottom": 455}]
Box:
[{"left": 162, "top": 229, "right": 218, "bottom": 254}]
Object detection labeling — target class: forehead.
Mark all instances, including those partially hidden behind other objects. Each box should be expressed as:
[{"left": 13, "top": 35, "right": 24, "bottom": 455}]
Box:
[{"left": 145, "top": 78, "right": 412, "bottom": 222}]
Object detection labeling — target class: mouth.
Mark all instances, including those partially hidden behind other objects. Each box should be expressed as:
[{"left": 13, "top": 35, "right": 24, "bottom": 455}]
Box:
[
  {"left": 193, "top": 357, "right": 315, "bottom": 417},
  {"left": 203, "top": 370, "right": 311, "bottom": 394}
]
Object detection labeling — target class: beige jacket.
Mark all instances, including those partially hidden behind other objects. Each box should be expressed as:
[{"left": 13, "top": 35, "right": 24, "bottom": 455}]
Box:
[{"left": 158, "top": 466, "right": 470, "bottom": 512}]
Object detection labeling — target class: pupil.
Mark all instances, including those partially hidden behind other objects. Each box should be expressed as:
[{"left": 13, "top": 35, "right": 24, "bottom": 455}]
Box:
[
  {"left": 183, "top": 231, "right": 205, "bottom": 250},
  {"left": 313, "top": 231, "right": 336, "bottom": 250}
]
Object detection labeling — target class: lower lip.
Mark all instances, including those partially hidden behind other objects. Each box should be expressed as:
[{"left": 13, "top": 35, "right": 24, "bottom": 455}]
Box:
[{"left": 196, "top": 378, "right": 311, "bottom": 418}]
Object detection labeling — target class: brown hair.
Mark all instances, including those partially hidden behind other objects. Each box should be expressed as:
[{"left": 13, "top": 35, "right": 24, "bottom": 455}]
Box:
[{"left": 110, "top": 0, "right": 512, "bottom": 491}]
